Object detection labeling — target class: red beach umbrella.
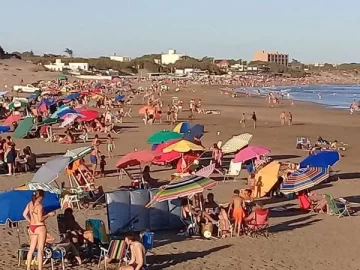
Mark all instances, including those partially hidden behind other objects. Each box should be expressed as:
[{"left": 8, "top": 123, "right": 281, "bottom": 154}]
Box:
[{"left": 116, "top": 150, "right": 158, "bottom": 169}]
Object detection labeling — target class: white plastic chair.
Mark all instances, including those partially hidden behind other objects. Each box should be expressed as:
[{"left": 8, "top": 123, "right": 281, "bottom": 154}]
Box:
[{"left": 223, "top": 160, "right": 242, "bottom": 182}]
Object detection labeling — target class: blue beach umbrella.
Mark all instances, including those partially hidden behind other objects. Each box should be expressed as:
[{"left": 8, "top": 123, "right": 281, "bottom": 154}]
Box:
[
  {"left": 51, "top": 105, "right": 70, "bottom": 118},
  {"left": 57, "top": 108, "right": 77, "bottom": 118},
  {"left": 299, "top": 151, "right": 340, "bottom": 169},
  {"left": 65, "top": 93, "right": 80, "bottom": 101},
  {"left": 115, "top": 95, "right": 125, "bottom": 102},
  {"left": 0, "top": 190, "right": 60, "bottom": 224}
]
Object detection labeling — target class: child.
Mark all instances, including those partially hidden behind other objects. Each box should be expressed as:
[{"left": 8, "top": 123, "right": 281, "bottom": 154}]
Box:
[
  {"left": 228, "top": 189, "right": 245, "bottom": 237},
  {"left": 106, "top": 134, "right": 115, "bottom": 158},
  {"left": 100, "top": 155, "right": 106, "bottom": 177},
  {"left": 92, "top": 134, "right": 100, "bottom": 146}
]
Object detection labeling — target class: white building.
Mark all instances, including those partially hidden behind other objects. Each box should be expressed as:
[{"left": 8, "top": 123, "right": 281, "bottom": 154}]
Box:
[
  {"left": 44, "top": 59, "right": 89, "bottom": 72},
  {"left": 161, "top": 49, "right": 184, "bottom": 65},
  {"left": 110, "top": 54, "right": 132, "bottom": 62}
]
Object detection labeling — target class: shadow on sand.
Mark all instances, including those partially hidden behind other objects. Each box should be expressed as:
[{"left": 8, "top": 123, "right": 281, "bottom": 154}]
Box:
[
  {"left": 147, "top": 244, "right": 232, "bottom": 270},
  {"left": 269, "top": 215, "right": 321, "bottom": 233}
]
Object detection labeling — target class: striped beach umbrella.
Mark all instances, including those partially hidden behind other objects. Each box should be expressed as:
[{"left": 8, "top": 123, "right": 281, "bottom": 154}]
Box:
[
  {"left": 280, "top": 167, "right": 329, "bottom": 194},
  {"left": 221, "top": 133, "right": 253, "bottom": 154},
  {"left": 153, "top": 175, "right": 216, "bottom": 202}
]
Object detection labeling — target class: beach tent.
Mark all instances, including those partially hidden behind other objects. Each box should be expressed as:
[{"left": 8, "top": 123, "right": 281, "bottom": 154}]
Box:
[
  {"left": 0, "top": 190, "right": 60, "bottom": 224},
  {"left": 299, "top": 151, "right": 340, "bottom": 169},
  {"left": 14, "top": 117, "right": 34, "bottom": 138},
  {"left": 106, "top": 189, "right": 183, "bottom": 233}
]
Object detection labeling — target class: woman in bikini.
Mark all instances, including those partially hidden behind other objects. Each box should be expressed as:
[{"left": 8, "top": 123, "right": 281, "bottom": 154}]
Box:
[{"left": 23, "top": 190, "right": 56, "bottom": 270}]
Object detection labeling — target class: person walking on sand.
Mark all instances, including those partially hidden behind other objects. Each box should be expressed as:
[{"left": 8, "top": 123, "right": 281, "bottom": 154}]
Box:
[
  {"left": 23, "top": 190, "right": 56, "bottom": 270},
  {"left": 240, "top": 113, "right": 246, "bottom": 128},
  {"left": 251, "top": 111, "right": 257, "bottom": 129},
  {"left": 90, "top": 142, "right": 100, "bottom": 177},
  {"left": 280, "top": 111, "right": 286, "bottom": 125},
  {"left": 287, "top": 112, "right": 293, "bottom": 125},
  {"left": 228, "top": 189, "right": 245, "bottom": 237},
  {"left": 106, "top": 134, "right": 115, "bottom": 158}
]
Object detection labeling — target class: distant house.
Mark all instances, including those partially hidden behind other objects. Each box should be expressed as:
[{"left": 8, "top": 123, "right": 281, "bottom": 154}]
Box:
[
  {"left": 44, "top": 59, "right": 89, "bottom": 72},
  {"left": 161, "top": 49, "right": 184, "bottom": 65},
  {"left": 215, "top": 60, "right": 229, "bottom": 69},
  {"left": 110, "top": 53, "right": 132, "bottom": 62}
]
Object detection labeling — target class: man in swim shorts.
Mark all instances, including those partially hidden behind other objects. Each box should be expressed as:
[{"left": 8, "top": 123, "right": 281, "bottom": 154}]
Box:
[{"left": 229, "top": 189, "right": 245, "bottom": 237}]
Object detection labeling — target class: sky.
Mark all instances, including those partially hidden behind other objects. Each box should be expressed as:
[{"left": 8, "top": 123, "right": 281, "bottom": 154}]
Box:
[{"left": 1, "top": 0, "right": 359, "bottom": 63}]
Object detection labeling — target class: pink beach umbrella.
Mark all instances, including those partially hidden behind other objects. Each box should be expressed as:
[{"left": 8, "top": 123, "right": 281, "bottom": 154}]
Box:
[
  {"left": 3, "top": 115, "right": 22, "bottom": 125},
  {"left": 234, "top": 146, "right": 271, "bottom": 163},
  {"left": 116, "top": 150, "right": 159, "bottom": 169}
]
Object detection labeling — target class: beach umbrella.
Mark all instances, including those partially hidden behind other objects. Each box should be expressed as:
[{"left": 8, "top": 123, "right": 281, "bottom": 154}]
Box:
[
  {"left": 60, "top": 112, "right": 84, "bottom": 120},
  {"left": 30, "top": 156, "right": 71, "bottom": 184},
  {"left": 57, "top": 108, "right": 77, "bottom": 118},
  {"left": 37, "top": 117, "right": 63, "bottom": 127},
  {"left": 234, "top": 146, "right": 271, "bottom": 163},
  {"left": 8, "top": 100, "right": 27, "bottom": 110},
  {"left": 116, "top": 150, "right": 158, "bottom": 169},
  {"left": 280, "top": 167, "right": 329, "bottom": 194},
  {"left": 147, "top": 130, "right": 183, "bottom": 144},
  {"left": 15, "top": 183, "right": 62, "bottom": 195},
  {"left": 65, "top": 93, "right": 80, "bottom": 101},
  {"left": 78, "top": 110, "right": 99, "bottom": 121},
  {"left": 0, "top": 126, "right": 10, "bottom": 133},
  {"left": 254, "top": 161, "right": 281, "bottom": 197},
  {"left": 64, "top": 146, "right": 93, "bottom": 162},
  {"left": 163, "top": 140, "right": 205, "bottom": 153},
  {"left": 152, "top": 175, "right": 216, "bottom": 203},
  {"left": 152, "top": 151, "right": 182, "bottom": 165},
  {"left": 195, "top": 163, "right": 216, "bottom": 178},
  {"left": 60, "top": 113, "right": 79, "bottom": 127},
  {"left": 154, "top": 139, "right": 180, "bottom": 154},
  {"left": 57, "top": 74, "right": 68, "bottom": 81},
  {"left": 0, "top": 191, "right": 60, "bottom": 224},
  {"left": 115, "top": 95, "right": 125, "bottom": 102},
  {"left": 50, "top": 105, "right": 70, "bottom": 118},
  {"left": 139, "top": 106, "right": 155, "bottom": 115},
  {"left": 39, "top": 98, "right": 56, "bottom": 107},
  {"left": 221, "top": 133, "right": 253, "bottom": 154},
  {"left": 173, "top": 122, "right": 192, "bottom": 133},
  {"left": 27, "top": 93, "right": 39, "bottom": 100},
  {"left": 14, "top": 117, "right": 34, "bottom": 139},
  {"left": 3, "top": 115, "right": 22, "bottom": 125},
  {"left": 299, "top": 151, "right": 340, "bottom": 169},
  {"left": 182, "top": 124, "right": 205, "bottom": 142},
  {"left": 112, "top": 77, "right": 121, "bottom": 83}
]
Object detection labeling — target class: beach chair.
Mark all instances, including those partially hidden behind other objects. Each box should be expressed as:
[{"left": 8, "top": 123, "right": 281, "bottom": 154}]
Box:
[
  {"left": 222, "top": 160, "right": 242, "bottom": 182},
  {"left": 98, "top": 240, "right": 127, "bottom": 269},
  {"left": 61, "top": 193, "right": 81, "bottom": 210},
  {"left": 217, "top": 220, "right": 233, "bottom": 238},
  {"left": 85, "top": 219, "right": 109, "bottom": 246},
  {"left": 124, "top": 108, "right": 132, "bottom": 118},
  {"left": 244, "top": 209, "right": 269, "bottom": 237},
  {"left": 324, "top": 194, "right": 351, "bottom": 218}
]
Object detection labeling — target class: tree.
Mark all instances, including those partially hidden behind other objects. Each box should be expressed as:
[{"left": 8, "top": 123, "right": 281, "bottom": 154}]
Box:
[
  {"left": 0, "top": 46, "right": 5, "bottom": 58},
  {"left": 64, "top": 48, "right": 73, "bottom": 58}
]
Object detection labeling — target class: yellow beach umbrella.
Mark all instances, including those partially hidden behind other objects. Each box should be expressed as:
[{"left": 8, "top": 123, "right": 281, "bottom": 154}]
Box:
[
  {"left": 163, "top": 140, "right": 204, "bottom": 153},
  {"left": 254, "top": 161, "right": 281, "bottom": 197},
  {"left": 173, "top": 122, "right": 191, "bottom": 133}
]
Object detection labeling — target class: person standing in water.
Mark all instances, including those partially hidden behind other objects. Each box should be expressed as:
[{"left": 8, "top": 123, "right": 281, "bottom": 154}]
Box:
[{"left": 23, "top": 190, "right": 56, "bottom": 270}]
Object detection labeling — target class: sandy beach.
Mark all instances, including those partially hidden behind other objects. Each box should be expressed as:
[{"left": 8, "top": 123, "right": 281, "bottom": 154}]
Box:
[{"left": 0, "top": 61, "right": 360, "bottom": 270}]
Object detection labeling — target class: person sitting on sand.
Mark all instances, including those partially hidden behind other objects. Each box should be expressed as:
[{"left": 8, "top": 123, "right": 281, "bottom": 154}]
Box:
[
  {"left": 182, "top": 199, "right": 217, "bottom": 225},
  {"left": 119, "top": 234, "right": 146, "bottom": 270},
  {"left": 58, "top": 131, "right": 74, "bottom": 144},
  {"left": 204, "top": 193, "right": 231, "bottom": 237},
  {"left": 62, "top": 208, "right": 94, "bottom": 247},
  {"left": 228, "top": 189, "right": 245, "bottom": 236},
  {"left": 46, "top": 232, "right": 82, "bottom": 265}
]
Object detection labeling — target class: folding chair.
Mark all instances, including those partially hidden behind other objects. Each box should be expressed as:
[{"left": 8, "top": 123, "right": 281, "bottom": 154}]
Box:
[
  {"left": 222, "top": 160, "right": 242, "bottom": 182},
  {"left": 325, "top": 194, "right": 352, "bottom": 218},
  {"left": 124, "top": 108, "right": 132, "bottom": 118},
  {"left": 98, "top": 240, "right": 127, "bottom": 269},
  {"left": 244, "top": 209, "right": 269, "bottom": 237}
]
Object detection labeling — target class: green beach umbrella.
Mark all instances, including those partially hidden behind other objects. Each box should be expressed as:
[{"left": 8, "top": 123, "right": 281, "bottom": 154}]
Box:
[
  {"left": 147, "top": 130, "right": 183, "bottom": 144},
  {"left": 8, "top": 101, "right": 27, "bottom": 110},
  {"left": 57, "top": 74, "right": 68, "bottom": 81},
  {"left": 37, "top": 117, "right": 63, "bottom": 127},
  {"left": 14, "top": 117, "right": 34, "bottom": 138}
]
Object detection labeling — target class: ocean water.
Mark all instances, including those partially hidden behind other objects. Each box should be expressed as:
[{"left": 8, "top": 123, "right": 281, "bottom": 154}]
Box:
[{"left": 235, "top": 85, "right": 360, "bottom": 109}]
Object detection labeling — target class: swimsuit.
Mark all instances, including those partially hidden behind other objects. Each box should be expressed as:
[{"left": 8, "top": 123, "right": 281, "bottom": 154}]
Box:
[
  {"left": 29, "top": 224, "right": 45, "bottom": 233},
  {"left": 90, "top": 155, "right": 98, "bottom": 164},
  {"left": 232, "top": 208, "right": 244, "bottom": 223},
  {"left": 107, "top": 144, "right": 114, "bottom": 152}
]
